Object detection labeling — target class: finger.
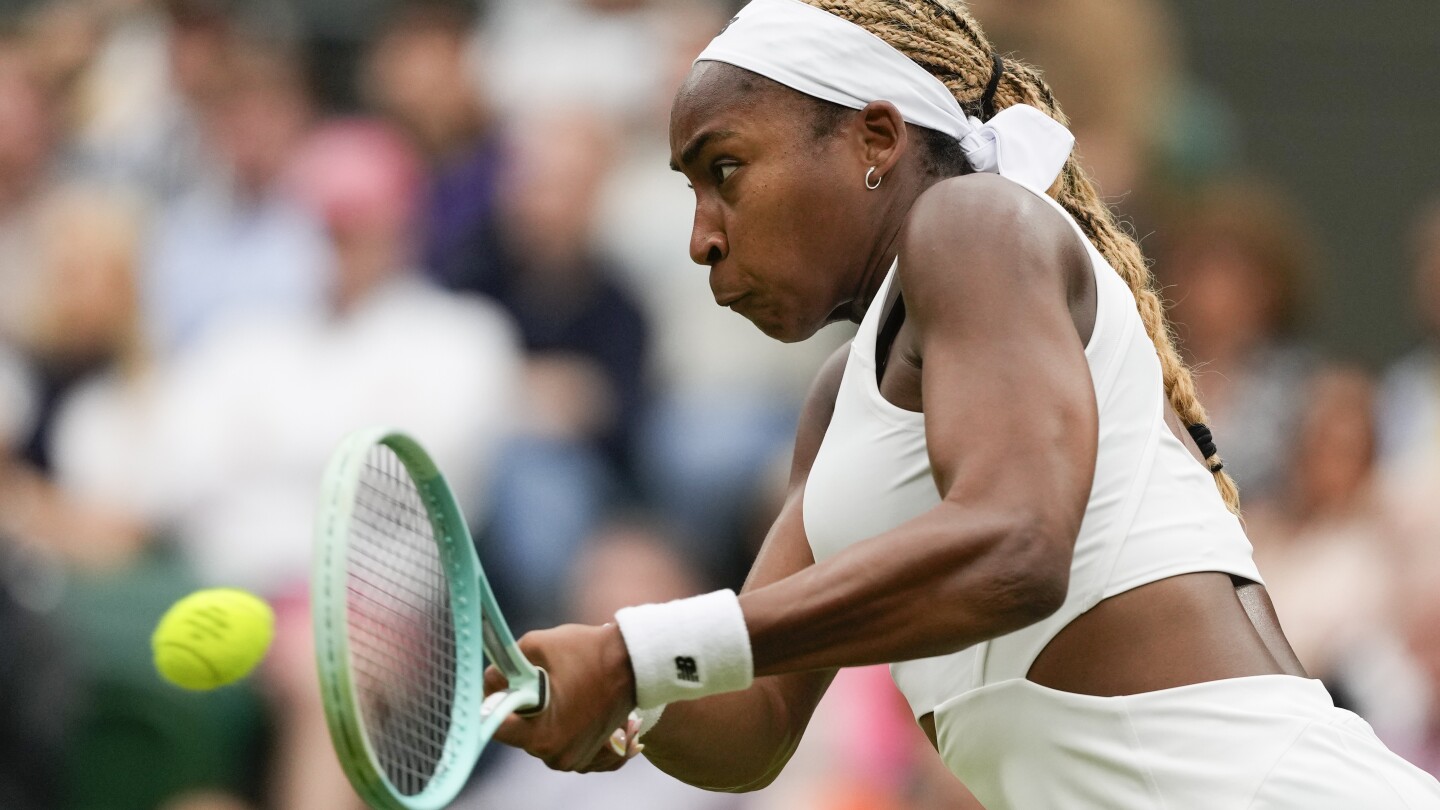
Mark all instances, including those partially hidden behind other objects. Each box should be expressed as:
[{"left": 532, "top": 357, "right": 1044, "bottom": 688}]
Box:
[
  {"left": 483, "top": 665, "right": 509, "bottom": 697},
  {"left": 553, "top": 722, "right": 624, "bottom": 773},
  {"left": 514, "top": 629, "right": 555, "bottom": 669},
  {"left": 492, "top": 710, "right": 533, "bottom": 749},
  {"left": 608, "top": 727, "right": 628, "bottom": 758},
  {"left": 575, "top": 743, "right": 628, "bottom": 773},
  {"left": 607, "top": 719, "right": 645, "bottom": 759},
  {"left": 584, "top": 754, "right": 628, "bottom": 773},
  {"left": 623, "top": 712, "right": 646, "bottom": 757}
]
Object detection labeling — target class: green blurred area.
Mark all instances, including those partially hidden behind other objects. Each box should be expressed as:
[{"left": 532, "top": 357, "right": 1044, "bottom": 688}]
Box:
[{"left": 58, "top": 549, "right": 267, "bottom": 810}]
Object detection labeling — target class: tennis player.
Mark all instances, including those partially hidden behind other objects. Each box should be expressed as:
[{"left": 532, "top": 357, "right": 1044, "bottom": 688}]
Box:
[{"left": 488, "top": 0, "right": 1440, "bottom": 805}]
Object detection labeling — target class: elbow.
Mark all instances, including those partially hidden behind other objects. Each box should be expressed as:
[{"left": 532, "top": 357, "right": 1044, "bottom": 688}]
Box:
[
  {"left": 719, "top": 770, "right": 784, "bottom": 794},
  {"left": 665, "top": 756, "right": 789, "bottom": 794},
  {"left": 649, "top": 752, "right": 785, "bottom": 794},
  {"left": 981, "top": 517, "right": 1073, "bottom": 632},
  {"left": 1011, "top": 563, "right": 1069, "bottom": 628}
]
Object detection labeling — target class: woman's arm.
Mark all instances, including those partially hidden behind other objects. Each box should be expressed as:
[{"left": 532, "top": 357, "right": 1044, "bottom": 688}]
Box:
[
  {"left": 491, "top": 345, "right": 850, "bottom": 781},
  {"left": 640, "top": 489, "right": 836, "bottom": 791},
  {"left": 493, "top": 176, "right": 1098, "bottom": 771},
  {"left": 640, "top": 345, "right": 849, "bottom": 791},
  {"left": 742, "top": 175, "right": 1097, "bottom": 674}
]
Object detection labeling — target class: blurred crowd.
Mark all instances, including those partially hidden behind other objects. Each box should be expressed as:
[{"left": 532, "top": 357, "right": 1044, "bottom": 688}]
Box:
[{"left": 0, "top": 0, "right": 1435, "bottom": 808}]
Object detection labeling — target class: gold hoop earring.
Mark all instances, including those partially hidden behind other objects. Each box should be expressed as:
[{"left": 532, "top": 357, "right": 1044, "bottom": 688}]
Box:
[{"left": 865, "top": 167, "right": 882, "bottom": 190}]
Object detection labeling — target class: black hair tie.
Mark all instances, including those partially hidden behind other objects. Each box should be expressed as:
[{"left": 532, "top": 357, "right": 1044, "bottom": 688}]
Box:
[
  {"left": 980, "top": 53, "right": 1005, "bottom": 120},
  {"left": 1186, "top": 423, "right": 1224, "bottom": 472}
]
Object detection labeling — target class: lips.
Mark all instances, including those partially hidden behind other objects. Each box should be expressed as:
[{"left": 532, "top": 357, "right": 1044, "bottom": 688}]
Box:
[{"left": 715, "top": 292, "right": 749, "bottom": 308}]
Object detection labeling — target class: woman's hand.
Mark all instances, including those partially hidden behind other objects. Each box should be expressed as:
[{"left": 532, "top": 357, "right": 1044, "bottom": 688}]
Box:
[{"left": 486, "top": 623, "right": 641, "bottom": 772}]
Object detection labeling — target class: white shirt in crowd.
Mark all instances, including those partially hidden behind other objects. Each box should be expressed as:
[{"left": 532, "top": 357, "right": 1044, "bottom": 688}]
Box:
[{"left": 51, "top": 275, "right": 521, "bottom": 593}]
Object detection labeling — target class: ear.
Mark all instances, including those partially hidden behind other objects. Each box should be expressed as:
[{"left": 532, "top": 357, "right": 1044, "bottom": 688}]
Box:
[{"left": 851, "top": 101, "right": 909, "bottom": 180}]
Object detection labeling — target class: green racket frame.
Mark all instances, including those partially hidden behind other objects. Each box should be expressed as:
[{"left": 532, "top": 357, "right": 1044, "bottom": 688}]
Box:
[{"left": 313, "top": 427, "right": 549, "bottom": 810}]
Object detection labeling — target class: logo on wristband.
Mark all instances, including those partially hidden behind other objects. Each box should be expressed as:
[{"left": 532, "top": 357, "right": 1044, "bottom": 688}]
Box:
[{"left": 675, "top": 656, "right": 700, "bottom": 683}]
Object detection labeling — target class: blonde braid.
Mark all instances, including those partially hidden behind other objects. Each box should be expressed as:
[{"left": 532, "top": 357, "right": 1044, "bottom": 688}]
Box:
[{"left": 803, "top": 0, "right": 1241, "bottom": 512}]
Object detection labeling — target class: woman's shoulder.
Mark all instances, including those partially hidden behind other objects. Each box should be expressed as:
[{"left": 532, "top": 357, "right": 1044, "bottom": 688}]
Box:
[
  {"left": 896, "top": 173, "right": 1086, "bottom": 301},
  {"left": 915, "top": 171, "right": 1039, "bottom": 208},
  {"left": 906, "top": 174, "right": 1075, "bottom": 247}
]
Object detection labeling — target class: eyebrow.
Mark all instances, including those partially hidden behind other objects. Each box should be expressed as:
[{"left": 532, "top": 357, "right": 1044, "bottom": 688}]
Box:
[{"left": 670, "top": 129, "right": 739, "bottom": 172}]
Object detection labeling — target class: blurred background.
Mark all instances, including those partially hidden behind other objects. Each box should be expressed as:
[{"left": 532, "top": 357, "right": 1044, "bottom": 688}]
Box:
[{"left": 0, "top": 0, "right": 1437, "bottom": 808}]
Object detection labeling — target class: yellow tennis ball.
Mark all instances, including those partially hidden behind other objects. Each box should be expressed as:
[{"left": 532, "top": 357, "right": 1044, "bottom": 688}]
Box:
[{"left": 152, "top": 588, "right": 275, "bottom": 691}]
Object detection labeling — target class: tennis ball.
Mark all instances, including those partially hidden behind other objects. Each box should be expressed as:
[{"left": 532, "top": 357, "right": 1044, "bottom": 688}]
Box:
[{"left": 152, "top": 588, "right": 275, "bottom": 691}]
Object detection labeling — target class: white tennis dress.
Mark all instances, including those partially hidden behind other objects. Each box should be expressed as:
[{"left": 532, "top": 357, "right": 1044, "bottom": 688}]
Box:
[{"left": 801, "top": 178, "right": 1440, "bottom": 808}]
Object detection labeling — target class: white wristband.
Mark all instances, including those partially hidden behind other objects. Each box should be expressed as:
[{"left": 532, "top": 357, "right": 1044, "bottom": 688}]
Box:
[{"left": 614, "top": 589, "right": 754, "bottom": 710}]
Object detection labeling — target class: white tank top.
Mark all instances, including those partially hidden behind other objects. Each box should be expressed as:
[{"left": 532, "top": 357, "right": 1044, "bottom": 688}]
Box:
[{"left": 801, "top": 180, "right": 1262, "bottom": 719}]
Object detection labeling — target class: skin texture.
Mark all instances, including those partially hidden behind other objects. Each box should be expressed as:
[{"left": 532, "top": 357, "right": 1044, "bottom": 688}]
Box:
[
  {"left": 489, "top": 63, "right": 1302, "bottom": 785},
  {"left": 672, "top": 62, "right": 917, "bottom": 342}
]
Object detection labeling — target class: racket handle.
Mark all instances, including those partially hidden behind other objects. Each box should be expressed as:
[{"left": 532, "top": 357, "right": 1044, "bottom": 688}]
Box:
[{"left": 516, "top": 666, "right": 550, "bottom": 717}]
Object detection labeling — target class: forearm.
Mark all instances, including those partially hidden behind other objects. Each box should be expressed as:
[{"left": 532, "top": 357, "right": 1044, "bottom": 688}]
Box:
[
  {"left": 742, "top": 500, "right": 1068, "bottom": 676},
  {"left": 641, "top": 671, "right": 834, "bottom": 792},
  {"left": 622, "top": 471, "right": 836, "bottom": 791}
]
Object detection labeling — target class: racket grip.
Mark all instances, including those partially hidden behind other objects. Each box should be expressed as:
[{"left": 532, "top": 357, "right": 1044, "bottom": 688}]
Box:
[{"left": 516, "top": 666, "right": 550, "bottom": 717}]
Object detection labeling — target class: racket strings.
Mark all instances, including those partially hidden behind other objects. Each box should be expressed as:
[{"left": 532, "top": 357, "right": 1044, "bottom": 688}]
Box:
[{"left": 346, "top": 445, "right": 460, "bottom": 796}]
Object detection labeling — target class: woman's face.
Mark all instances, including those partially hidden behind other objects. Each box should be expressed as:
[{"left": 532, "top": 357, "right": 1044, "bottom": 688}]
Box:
[{"left": 669, "top": 63, "right": 883, "bottom": 342}]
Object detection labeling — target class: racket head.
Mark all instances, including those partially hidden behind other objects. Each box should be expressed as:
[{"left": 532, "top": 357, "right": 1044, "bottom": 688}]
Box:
[{"left": 313, "top": 428, "right": 543, "bottom": 810}]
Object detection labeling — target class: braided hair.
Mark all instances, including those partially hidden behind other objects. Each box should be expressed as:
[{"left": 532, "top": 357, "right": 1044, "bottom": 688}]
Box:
[{"left": 799, "top": 0, "right": 1241, "bottom": 513}]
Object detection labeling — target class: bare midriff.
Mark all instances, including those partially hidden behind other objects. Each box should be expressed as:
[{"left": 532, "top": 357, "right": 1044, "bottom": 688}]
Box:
[{"left": 916, "top": 571, "right": 1292, "bottom": 749}]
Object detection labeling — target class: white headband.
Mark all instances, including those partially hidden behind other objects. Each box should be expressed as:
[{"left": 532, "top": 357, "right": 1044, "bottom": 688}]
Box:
[{"left": 695, "top": 0, "right": 1076, "bottom": 194}]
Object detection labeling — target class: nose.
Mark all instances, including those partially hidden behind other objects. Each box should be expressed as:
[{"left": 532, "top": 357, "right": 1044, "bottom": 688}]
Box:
[{"left": 689, "top": 205, "right": 728, "bottom": 267}]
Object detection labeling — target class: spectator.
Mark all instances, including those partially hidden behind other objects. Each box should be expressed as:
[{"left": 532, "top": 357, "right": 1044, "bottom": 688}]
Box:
[
  {"left": 479, "top": 0, "right": 680, "bottom": 125},
  {"left": 147, "top": 118, "right": 520, "bottom": 595},
  {"left": 0, "top": 36, "right": 59, "bottom": 353},
  {"left": 1378, "top": 198, "right": 1440, "bottom": 494},
  {"left": 7, "top": 184, "right": 153, "bottom": 568},
  {"left": 475, "top": 110, "right": 651, "bottom": 626},
  {"left": 0, "top": 183, "right": 267, "bottom": 810},
  {"left": 363, "top": 0, "right": 508, "bottom": 295},
  {"left": 965, "top": 0, "right": 1185, "bottom": 206},
  {"left": 1373, "top": 198, "right": 1440, "bottom": 776},
  {"left": 57, "top": 0, "right": 296, "bottom": 201},
  {"left": 1157, "top": 179, "right": 1320, "bottom": 504},
  {"left": 565, "top": 518, "right": 709, "bottom": 625},
  {"left": 141, "top": 40, "right": 331, "bottom": 356},
  {"left": 144, "top": 119, "right": 521, "bottom": 810},
  {"left": 1244, "top": 367, "right": 1402, "bottom": 712},
  {"left": 495, "top": 112, "right": 647, "bottom": 461},
  {"left": 12, "top": 124, "right": 516, "bottom": 810}
]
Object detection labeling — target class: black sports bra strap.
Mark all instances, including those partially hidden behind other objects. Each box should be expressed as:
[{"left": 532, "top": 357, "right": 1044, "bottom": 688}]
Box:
[{"left": 874, "top": 293, "right": 907, "bottom": 386}]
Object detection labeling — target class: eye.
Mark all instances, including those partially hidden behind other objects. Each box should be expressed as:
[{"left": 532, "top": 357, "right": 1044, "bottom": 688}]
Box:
[{"left": 715, "top": 162, "right": 739, "bottom": 184}]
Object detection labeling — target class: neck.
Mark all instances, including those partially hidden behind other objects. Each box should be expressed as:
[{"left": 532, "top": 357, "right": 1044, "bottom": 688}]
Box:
[{"left": 840, "top": 171, "right": 942, "bottom": 324}]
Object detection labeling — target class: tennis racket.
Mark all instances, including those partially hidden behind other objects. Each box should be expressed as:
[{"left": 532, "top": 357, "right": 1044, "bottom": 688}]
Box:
[{"left": 313, "top": 427, "right": 549, "bottom": 810}]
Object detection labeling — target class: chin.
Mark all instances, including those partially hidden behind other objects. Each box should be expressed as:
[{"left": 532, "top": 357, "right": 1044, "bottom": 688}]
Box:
[{"left": 745, "top": 311, "right": 824, "bottom": 344}]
